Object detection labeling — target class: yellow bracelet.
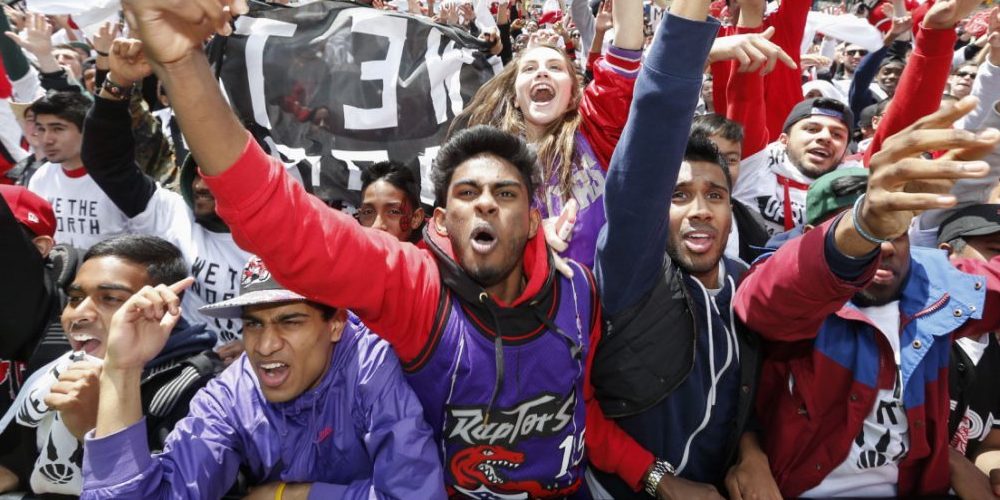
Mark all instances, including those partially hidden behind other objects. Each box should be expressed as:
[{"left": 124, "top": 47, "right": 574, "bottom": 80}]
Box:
[{"left": 275, "top": 482, "right": 287, "bottom": 500}]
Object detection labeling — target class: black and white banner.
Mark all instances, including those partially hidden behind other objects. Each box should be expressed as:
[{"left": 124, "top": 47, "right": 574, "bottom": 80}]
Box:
[{"left": 209, "top": 1, "right": 503, "bottom": 207}]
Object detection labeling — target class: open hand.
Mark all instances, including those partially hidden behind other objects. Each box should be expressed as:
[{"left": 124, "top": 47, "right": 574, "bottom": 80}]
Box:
[
  {"left": 89, "top": 21, "right": 121, "bottom": 59},
  {"left": 860, "top": 97, "right": 1000, "bottom": 242},
  {"left": 595, "top": 0, "right": 614, "bottom": 33},
  {"left": 5, "top": 12, "right": 54, "bottom": 58}
]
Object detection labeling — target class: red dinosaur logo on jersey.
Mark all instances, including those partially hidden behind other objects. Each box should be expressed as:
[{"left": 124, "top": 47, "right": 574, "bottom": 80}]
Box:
[{"left": 448, "top": 445, "right": 579, "bottom": 499}]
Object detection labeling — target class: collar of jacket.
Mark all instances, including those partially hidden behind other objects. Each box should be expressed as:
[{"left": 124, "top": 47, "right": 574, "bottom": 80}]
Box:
[
  {"left": 837, "top": 246, "right": 986, "bottom": 387},
  {"left": 837, "top": 247, "right": 985, "bottom": 332},
  {"left": 420, "top": 224, "right": 559, "bottom": 341}
]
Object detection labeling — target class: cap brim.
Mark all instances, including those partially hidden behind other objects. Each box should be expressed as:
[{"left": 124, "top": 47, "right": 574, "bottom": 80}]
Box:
[
  {"left": 199, "top": 289, "right": 307, "bottom": 319},
  {"left": 939, "top": 223, "right": 1000, "bottom": 244}
]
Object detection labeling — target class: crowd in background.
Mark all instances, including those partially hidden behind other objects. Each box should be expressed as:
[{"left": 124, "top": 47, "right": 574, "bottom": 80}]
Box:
[{"left": 1, "top": 0, "right": 1000, "bottom": 497}]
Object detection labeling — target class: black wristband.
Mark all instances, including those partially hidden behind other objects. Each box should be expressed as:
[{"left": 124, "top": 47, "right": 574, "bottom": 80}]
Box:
[{"left": 95, "top": 50, "right": 109, "bottom": 57}]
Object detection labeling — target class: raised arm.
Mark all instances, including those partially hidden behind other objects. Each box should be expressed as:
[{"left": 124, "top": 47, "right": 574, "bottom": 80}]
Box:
[
  {"left": 595, "top": 9, "right": 718, "bottom": 316},
  {"left": 864, "top": 0, "right": 982, "bottom": 165},
  {"left": 578, "top": 0, "right": 644, "bottom": 169},
  {"left": 81, "top": 39, "right": 158, "bottom": 218},
  {"left": 122, "top": 0, "right": 439, "bottom": 362},
  {"left": 737, "top": 97, "right": 1000, "bottom": 339}
]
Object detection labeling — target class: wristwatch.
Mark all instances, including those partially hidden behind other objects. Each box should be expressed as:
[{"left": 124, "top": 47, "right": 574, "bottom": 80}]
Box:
[
  {"left": 101, "top": 77, "right": 134, "bottom": 101},
  {"left": 644, "top": 458, "right": 676, "bottom": 498}
]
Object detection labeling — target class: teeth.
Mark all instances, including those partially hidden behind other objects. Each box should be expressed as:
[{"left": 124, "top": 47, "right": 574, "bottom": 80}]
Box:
[
  {"left": 261, "top": 362, "right": 286, "bottom": 370},
  {"left": 70, "top": 334, "right": 96, "bottom": 342}
]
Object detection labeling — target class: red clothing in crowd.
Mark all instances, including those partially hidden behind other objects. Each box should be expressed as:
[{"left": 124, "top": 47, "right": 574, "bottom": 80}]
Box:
[
  {"left": 202, "top": 134, "right": 656, "bottom": 492},
  {"left": 864, "top": 25, "right": 957, "bottom": 165},
  {"left": 711, "top": 0, "right": 812, "bottom": 142}
]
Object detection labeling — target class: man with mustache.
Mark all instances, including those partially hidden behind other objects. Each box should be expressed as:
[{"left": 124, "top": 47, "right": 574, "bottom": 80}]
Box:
[
  {"left": 111, "top": 0, "right": 726, "bottom": 495},
  {"left": 734, "top": 98, "right": 1000, "bottom": 497}
]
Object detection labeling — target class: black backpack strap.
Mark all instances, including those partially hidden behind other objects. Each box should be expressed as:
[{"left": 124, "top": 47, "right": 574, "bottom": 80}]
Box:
[{"left": 145, "top": 351, "right": 222, "bottom": 419}]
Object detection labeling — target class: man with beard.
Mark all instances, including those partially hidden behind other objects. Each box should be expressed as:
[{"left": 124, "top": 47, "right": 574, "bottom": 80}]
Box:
[
  {"left": 117, "top": 0, "right": 747, "bottom": 494},
  {"left": 81, "top": 256, "right": 444, "bottom": 498},
  {"left": 115, "top": 1, "right": 734, "bottom": 497},
  {"left": 80, "top": 38, "right": 249, "bottom": 361},
  {"left": 731, "top": 96, "right": 857, "bottom": 235},
  {"left": 734, "top": 98, "right": 1000, "bottom": 497},
  {"left": 589, "top": 133, "right": 778, "bottom": 500}
]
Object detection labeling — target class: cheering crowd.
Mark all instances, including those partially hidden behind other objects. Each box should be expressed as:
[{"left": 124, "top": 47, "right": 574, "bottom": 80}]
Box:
[{"left": 1, "top": 0, "right": 1000, "bottom": 497}]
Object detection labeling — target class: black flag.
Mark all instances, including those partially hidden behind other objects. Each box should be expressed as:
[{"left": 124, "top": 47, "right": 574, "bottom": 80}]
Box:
[{"left": 209, "top": 0, "right": 502, "bottom": 208}]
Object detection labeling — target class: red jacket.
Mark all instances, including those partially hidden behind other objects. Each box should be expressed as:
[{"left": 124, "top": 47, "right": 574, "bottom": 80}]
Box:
[
  {"left": 735, "top": 219, "right": 1000, "bottom": 496},
  {"left": 711, "top": 0, "right": 811, "bottom": 142},
  {"left": 201, "top": 136, "right": 654, "bottom": 491},
  {"left": 864, "top": 26, "right": 956, "bottom": 166}
]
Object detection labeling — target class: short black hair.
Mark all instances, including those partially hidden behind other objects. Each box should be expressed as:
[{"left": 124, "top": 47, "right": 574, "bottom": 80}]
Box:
[
  {"left": 432, "top": 125, "right": 537, "bottom": 208},
  {"left": 684, "top": 133, "right": 733, "bottom": 191},
  {"left": 875, "top": 97, "right": 893, "bottom": 118},
  {"left": 879, "top": 57, "right": 905, "bottom": 70},
  {"left": 28, "top": 91, "right": 90, "bottom": 131},
  {"left": 691, "top": 114, "right": 744, "bottom": 144},
  {"left": 361, "top": 161, "right": 421, "bottom": 209},
  {"left": 83, "top": 235, "right": 189, "bottom": 287},
  {"left": 308, "top": 301, "right": 339, "bottom": 321}
]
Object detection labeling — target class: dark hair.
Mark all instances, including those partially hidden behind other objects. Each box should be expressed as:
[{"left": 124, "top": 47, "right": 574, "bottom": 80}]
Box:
[
  {"left": 879, "top": 57, "right": 905, "bottom": 69},
  {"left": 829, "top": 175, "right": 868, "bottom": 198},
  {"left": 684, "top": 133, "right": 733, "bottom": 191},
  {"left": 947, "top": 236, "right": 968, "bottom": 254},
  {"left": 28, "top": 91, "right": 90, "bottom": 131},
  {"left": 83, "top": 235, "right": 189, "bottom": 287},
  {"left": 361, "top": 161, "right": 421, "bottom": 209},
  {"left": 308, "top": 301, "right": 339, "bottom": 321},
  {"left": 691, "top": 114, "right": 744, "bottom": 144},
  {"left": 875, "top": 97, "right": 893, "bottom": 118},
  {"left": 432, "top": 125, "right": 537, "bottom": 208}
]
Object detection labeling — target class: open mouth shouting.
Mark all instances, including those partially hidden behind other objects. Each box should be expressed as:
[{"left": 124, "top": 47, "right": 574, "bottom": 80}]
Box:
[
  {"left": 68, "top": 332, "right": 102, "bottom": 355},
  {"left": 470, "top": 224, "right": 499, "bottom": 255},
  {"left": 529, "top": 82, "right": 556, "bottom": 105},
  {"left": 682, "top": 228, "right": 717, "bottom": 254},
  {"left": 805, "top": 147, "right": 833, "bottom": 163},
  {"left": 257, "top": 360, "right": 290, "bottom": 388}
]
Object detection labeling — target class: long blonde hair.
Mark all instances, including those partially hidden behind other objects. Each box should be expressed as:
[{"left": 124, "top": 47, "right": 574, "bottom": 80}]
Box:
[{"left": 451, "top": 46, "right": 584, "bottom": 203}]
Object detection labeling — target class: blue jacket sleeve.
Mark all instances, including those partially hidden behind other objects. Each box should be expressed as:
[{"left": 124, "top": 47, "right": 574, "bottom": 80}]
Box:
[
  {"left": 848, "top": 45, "right": 888, "bottom": 124},
  {"left": 81, "top": 382, "right": 244, "bottom": 499},
  {"left": 594, "top": 13, "right": 720, "bottom": 316}
]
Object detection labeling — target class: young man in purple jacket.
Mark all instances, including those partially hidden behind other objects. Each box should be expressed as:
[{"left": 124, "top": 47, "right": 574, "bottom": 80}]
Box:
[{"left": 80, "top": 256, "right": 445, "bottom": 499}]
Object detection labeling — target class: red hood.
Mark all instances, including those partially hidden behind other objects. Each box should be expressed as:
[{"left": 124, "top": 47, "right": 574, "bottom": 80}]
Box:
[{"left": 422, "top": 224, "right": 550, "bottom": 308}]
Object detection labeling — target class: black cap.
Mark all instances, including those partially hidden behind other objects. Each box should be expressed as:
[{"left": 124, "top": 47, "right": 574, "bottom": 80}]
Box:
[
  {"left": 783, "top": 97, "right": 855, "bottom": 136},
  {"left": 937, "top": 204, "right": 1000, "bottom": 245}
]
